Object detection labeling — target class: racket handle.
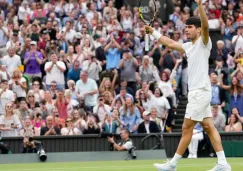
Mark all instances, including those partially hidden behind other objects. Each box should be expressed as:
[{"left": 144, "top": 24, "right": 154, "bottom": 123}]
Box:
[{"left": 145, "top": 34, "right": 149, "bottom": 51}]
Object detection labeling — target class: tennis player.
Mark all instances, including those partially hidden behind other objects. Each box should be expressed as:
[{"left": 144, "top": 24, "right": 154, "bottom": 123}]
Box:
[{"left": 145, "top": 0, "right": 231, "bottom": 171}]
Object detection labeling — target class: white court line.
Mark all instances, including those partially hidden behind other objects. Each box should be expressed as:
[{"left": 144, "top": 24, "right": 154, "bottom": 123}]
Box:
[{"left": 1, "top": 163, "right": 243, "bottom": 171}]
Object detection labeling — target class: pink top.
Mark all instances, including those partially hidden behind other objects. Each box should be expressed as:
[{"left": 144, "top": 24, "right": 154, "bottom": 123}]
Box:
[{"left": 56, "top": 102, "right": 68, "bottom": 120}]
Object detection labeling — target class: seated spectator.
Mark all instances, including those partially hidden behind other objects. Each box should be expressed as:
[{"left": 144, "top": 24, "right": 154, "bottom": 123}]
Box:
[
  {"left": 8, "top": 69, "right": 27, "bottom": 100},
  {"left": 188, "top": 123, "right": 204, "bottom": 159},
  {"left": 49, "top": 80, "right": 58, "bottom": 99},
  {"left": 115, "top": 79, "right": 134, "bottom": 97},
  {"left": 20, "top": 116, "right": 39, "bottom": 137},
  {"left": 31, "top": 79, "right": 45, "bottom": 103},
  {"left": 71, "top": 109, "right": 86, "bottom": 134},
  {"left": 33, "top": 112, "right": 45, "bottom": 132},
  {"left": 51, "top": 107, "right": 65, "bottom": 130},
  {"left": 101, "top": 112, "right": 121, "bottom": 134},
  {"left": 103, "top": 91, "right": 113, "bottom": 106},
  {"left": 40, "top": 116, "right": 61, "bottom": 136},
  {"left": 114, "top": 87, "right": 134, "bottom": 104},
  {"left": 67, "top": 60, "right": 82, "bottom": 83},
  {"left": 211, "top": 105, "right": 226, "bottom": 132},
  {"left": 230, "top": 64, "right": 243, "bottom": 85},
  {"left": 61, "top": 117, "right": 80, "bottom": 135},
  {"left": 107, "top": 129, "right": 133, "bottom": 151},
  {"left": 93, "top": 94, "right": 111, "bottom": 122},
  {"left": 150, "top": 107, "right": 164, "bottom": 132},
  {"left": 0, "top": 102, "right": 21, "bottom": 137},
  {"left": 83, "top": 114, "right": 100, "bottom": 134},
  {"left": 225, "top": 108, "right": 242, "bottom": 132},
  {"left": 26, "top": 90, "right": 40, "bottom": 110},
  {"left": 137, "top": 111, "right": 160, "bottom": 134},
  {"left": 17, "top": 98, "right": 32, "bottom": 123},
  {"left": 120, "top": 97, "right": 141, "bottom": 133}
]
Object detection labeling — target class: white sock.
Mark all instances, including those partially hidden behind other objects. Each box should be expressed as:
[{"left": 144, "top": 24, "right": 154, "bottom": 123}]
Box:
[
  {"left": 216, "top": 151, "right": 227, "bottom": 165},
  {"left": 170, "top": 153, "right": 182, "bottom": 165}
]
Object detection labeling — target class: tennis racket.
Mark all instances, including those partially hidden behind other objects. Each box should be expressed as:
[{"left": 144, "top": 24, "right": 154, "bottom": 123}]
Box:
[{"left": 138, "top": 0, "right": 157, "bottom": 52}]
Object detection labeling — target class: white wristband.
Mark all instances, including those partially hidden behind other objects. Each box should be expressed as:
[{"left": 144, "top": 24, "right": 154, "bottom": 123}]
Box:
[{"left": 152, "top": 31, "right": 162, "bottom": 40}]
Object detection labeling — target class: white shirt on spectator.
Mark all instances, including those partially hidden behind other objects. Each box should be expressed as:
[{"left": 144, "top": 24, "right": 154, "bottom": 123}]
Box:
[
  {"left": 0, "top": 26, "right": 8, "bottom": 47},
  {"left": 17, "top": 6, "right": 31, "bottom": 21},
  {"left": 44, "top": 61, "right": 66, "bottom": 85},
  {"left": 118, "top": 140, "right": 133, "bottom": 150},
  {"left": 82, "top": 60, "right": 102, "bottom": 81},
  {"left": 76, "top": 78, "right": 98, "bottom": 107},
  {"left": 0, "top": 71, "right": 8, "bottom": 82},
  {"left": 0, "top": 89, "right": 15, "bottom": 115},
  {"left": 8, "top": 78, "right": 26, "bottom": 98},
  {"left": 60, "top": 28, "right": 76, "bottom": 43},
  {"left": 232, "top": 35, "right": 243, "bottom": 53},
  {"left": 148, "top": 93, "right": 171, "bottom": 118},
  {"left": 0, "top": 114, "right": 21, "bottom": 137},
  {"left": 182, "top": 37, "right": 212, "bottom": 91},
  {"left": 86, "top": 11, "right": 102, "bottom": 24},
  {"left": 93, "top": 104, "right": 111, "bottom": 122},
  {"left": 1, "top": 54, "right": 21, "bottom": 76},
  {"left": 61, "top": 127, "right": 80, "bottom": 135}
]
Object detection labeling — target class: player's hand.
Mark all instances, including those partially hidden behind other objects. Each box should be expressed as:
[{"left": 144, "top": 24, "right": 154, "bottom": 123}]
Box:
[
  {"left": 195, "top": 0, "right": 202, "bottom": 5},
  {"left": 145, "top": 25, "right": 154, "bottom": 34}
]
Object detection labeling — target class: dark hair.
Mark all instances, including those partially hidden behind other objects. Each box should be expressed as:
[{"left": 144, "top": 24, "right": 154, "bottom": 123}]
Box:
[
  {"left": 185, "top": 17, "right": 201, "bottom": 28},
  {"left": 153, "top": 87, "right": 163, "bottom": 97},
  {"left": 121, "top": 128, "right": 130, "bottom": 136}
]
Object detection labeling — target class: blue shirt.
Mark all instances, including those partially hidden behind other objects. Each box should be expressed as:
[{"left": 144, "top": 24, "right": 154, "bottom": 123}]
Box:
[
  {"left": 194, "top": 123, "right": 203, "bottom": 132},
  {"left": 106, "top": 48, "right": 121, "bottom": 70},
  {"left": 67, "top": 67, "right": 82, "bottom": 83},
  {"left": 211, "top": 85, "right": 221, "bottom": 105},
  {"left": 115, "top": 93, "right": 134, "bottom": 102},
  {"left": 120, "top": 107, "right": 141, "bottom": 133}
]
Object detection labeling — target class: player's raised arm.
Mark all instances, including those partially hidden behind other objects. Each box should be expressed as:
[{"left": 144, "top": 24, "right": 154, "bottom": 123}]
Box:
[
  {"left": 196, "top": 0, "right": 209, "bottom": 45},
  {"left": 145, "top": 25, "right": 184, "bottom": 53}
]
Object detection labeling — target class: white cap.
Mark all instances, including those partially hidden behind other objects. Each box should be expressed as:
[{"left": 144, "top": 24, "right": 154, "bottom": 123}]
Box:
[
  {"left": 143, "top": 111, "right": 151, "bottom": 116},
  {"left": 30, "top": 41, "right": 37, "bottom": 45}
]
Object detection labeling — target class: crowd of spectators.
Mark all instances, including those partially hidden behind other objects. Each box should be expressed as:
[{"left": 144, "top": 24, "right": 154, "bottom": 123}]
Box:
[{"left": 0, "top": 0, "right": 243, "bottom": 140}]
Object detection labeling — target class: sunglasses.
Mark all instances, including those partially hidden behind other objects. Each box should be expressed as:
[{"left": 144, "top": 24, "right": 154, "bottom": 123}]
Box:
[
  {"left": 66, "top": 120, "right": 72, "bottom": 123},
  {"left": 6, "top": 105, "right": 13, "bottom": 108}
]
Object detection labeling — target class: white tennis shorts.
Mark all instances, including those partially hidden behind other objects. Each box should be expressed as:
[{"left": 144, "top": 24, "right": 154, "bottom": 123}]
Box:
[{"left": 185, "top": 88, "right": 212, "bottom": 122}]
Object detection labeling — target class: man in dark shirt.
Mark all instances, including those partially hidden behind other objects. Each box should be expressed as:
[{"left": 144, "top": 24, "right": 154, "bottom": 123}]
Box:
[
  {"left": 138, "top": 111, "right": 160, "bottom": 133},
  {"left": 83, "top": 115, "right": 100, "bottom": 134},
  {"left": 41, "top": 21, "right": 57, "bottom": 40},
  {"left": 95, "top": 37, "right": 107, "bottom": 70},
  {"left": 40, "top": 116, "right": 61, "bottom": 136}
]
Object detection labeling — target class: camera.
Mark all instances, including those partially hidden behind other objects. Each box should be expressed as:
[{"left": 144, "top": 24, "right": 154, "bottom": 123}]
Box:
[
  {"left": 128, "top": 146, "right": 137, "bottom": 159},
  {"left": 99, "top": 132, "right": 114, "bottom": 138},
  {"left": 37, "top": 148, "right": 47, "bottom": 162}
]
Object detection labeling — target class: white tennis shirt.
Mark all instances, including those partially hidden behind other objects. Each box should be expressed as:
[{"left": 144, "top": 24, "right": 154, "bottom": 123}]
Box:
[{"left": 182, "top": 37, "right": 212, "bottom": 92}]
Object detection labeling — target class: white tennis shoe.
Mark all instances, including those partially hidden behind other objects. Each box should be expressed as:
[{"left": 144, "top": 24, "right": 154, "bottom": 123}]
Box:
[{"left": 153, "top": 161, "right": 177, "bottom": 171}]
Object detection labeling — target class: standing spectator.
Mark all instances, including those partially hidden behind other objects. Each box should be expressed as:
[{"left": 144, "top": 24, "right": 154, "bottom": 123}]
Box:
[
  {"left": 101, "top": 112, "right": 121, "bottom": 134},
  {"left": 137, "top": 111, "right": 160, "bottom": 134},
  {"left": 82, "top": 56, "right": 102, "bottom": 83},
  {"left": 95, "top": 37, "right": 107, "bottom": 70},
  {"left": 104, "top": 35, "right": 121, "bottom": 70},
  {"left": 54, "top": 90, "right": 69, "bottom": 120},
  {"left": 119, "top": 51, "right": 138, "bottom": 92},
  {"left": 31, "top": 79, "right": 45, "bottom": 103},
  {"left": 0, "top": 80, "right": 15, "bottom": 115},
  {"left": 232, "top": 25, "right": 243, "bottom": 53},
  {"left": 187, "top": 123, "right": 204, "bottom": 159},
  {"left": 220, "top": 74, "right": 243, "bottom": 117},
  {"left": 211, "top": 105, "right": 226, "bottom": 132},
  {"left": 19, "top": 117, "right": 39, "bottom": 137},
  {"left": 99, "top": 71, "right": 117, "bottom": 98},
  {"left": 40, "top": 116, "right": 61, "bottom": 136},
  {"left": 0, "top": 102, "right": 21, "bottom": 137},
  {"left": 225, "top": 108, "right": 242, "bottom": 132},
  {"left": 61, "top": 21, "right": 76, "bottom": 44},
  {"left": 26, "top": 91, "right": 40, "bottom": 110},
  {"left": 1, "top": 47, "right": 21, "bottom": 76},
  {"left": 45, "top": 53, "right": 66, "bottom": 90},
  {"left": 24, "top": 41, "right": 43, "bottom": 80},
  {"left": 76, "top": 70, "right": 98, "bottom": 110},
  {"left": 139, "top": 55, "right": 155, "bottom": 83},
  {"left": 0, "top": 18, "right": 9, "bottom": 57},
  {"left": 93, "top": 95, "right": 111, "bottom": 122},
  {"left": 120, "top": 97, "right": 141, "bottom": 133}
]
